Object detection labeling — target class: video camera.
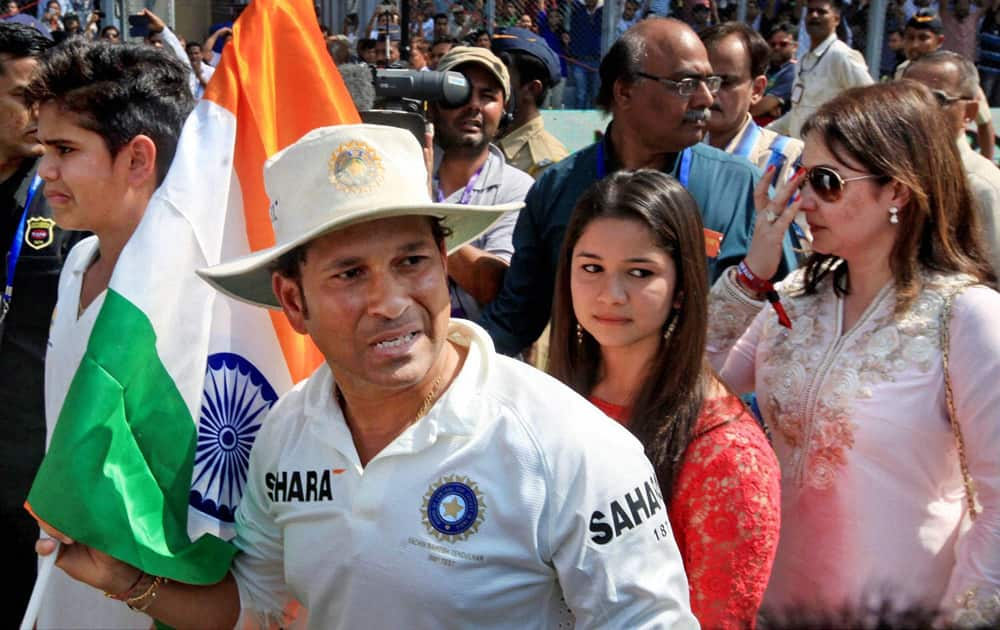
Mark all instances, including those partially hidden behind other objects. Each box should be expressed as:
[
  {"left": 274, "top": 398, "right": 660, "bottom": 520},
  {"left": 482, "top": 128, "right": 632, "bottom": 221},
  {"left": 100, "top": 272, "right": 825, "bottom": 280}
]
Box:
[
  {"left": 373, "top": 68, "right": 470, "bottom": 113},
  {"left": 359, "top": 67, "right": 472, "bottom": 148}
]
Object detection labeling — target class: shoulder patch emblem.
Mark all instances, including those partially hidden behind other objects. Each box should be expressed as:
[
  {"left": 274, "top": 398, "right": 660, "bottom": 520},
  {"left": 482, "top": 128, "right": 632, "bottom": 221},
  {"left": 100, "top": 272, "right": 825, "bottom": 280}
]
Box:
[{"left": 24, "top": 217, "right": 55, "bottom": 250}]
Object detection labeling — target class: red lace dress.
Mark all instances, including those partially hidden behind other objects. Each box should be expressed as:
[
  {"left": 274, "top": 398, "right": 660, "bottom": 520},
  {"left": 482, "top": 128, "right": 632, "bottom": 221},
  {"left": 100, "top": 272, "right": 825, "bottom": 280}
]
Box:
[{"left": 590, "top": 394, "right": 782, "bottom": 629}]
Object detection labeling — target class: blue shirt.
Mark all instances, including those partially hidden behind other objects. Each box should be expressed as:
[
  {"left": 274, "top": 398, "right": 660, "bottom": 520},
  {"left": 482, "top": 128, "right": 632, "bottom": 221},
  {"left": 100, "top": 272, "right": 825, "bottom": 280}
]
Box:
[
  {"left": 478, "top": 128, "right": 785, "bottom": 356},
  {"left": 765, "top": 61, "right": 796, "bottom": 114},
  {"left": 568, "top": 1, "right": 602, "bottom": 60}
]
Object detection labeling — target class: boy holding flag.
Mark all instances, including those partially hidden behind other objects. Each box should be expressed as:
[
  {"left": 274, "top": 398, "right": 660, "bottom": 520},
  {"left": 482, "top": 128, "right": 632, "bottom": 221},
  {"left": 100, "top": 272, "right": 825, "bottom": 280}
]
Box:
[{"left": 31, "top": 38, "right": 197, "bottom": 629}]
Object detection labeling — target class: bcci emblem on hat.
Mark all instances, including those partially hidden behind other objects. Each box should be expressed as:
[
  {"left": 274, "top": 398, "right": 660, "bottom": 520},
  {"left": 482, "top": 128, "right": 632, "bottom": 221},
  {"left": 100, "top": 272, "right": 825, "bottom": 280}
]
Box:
[
  {"left": 422, "top": 475, "right": 487, "bottom": 542},
  {"left": 329, "top": 140, "right": 384, "bottom": 193}
]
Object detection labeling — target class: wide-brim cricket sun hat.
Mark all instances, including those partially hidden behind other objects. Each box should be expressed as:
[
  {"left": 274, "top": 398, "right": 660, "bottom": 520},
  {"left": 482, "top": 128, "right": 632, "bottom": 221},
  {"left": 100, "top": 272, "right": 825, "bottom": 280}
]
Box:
[{"left": 197, "top": 123, "right": 520, "bottom": 309}]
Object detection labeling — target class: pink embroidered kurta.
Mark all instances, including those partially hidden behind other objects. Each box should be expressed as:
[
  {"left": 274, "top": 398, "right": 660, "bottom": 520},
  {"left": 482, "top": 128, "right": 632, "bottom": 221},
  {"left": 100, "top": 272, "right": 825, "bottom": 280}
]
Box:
[{"left": 707, "top": 268, "right": 1000, "bottom": 625}]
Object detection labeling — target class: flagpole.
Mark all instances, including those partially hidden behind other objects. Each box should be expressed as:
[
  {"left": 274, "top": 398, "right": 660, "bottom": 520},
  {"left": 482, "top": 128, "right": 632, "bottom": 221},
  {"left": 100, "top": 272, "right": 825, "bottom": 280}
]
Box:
[{"left": 20, "top": 541, "right": 59, "bottom": 630}]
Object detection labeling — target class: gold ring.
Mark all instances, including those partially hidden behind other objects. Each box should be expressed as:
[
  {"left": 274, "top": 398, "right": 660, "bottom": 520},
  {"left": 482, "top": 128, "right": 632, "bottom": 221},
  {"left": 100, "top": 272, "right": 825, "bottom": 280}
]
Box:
[{"left": 765, "top": 209, "right": 778, "bottom": 224}]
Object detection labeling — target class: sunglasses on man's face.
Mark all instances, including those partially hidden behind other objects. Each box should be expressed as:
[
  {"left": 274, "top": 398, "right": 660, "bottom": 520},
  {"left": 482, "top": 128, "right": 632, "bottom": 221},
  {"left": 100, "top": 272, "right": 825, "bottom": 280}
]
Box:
[
  {"left": 930, "top": 89, "right": 970, "bottom": 108},
  {"left": 802, "top": 165, "right": 882, "bottom": 202}
]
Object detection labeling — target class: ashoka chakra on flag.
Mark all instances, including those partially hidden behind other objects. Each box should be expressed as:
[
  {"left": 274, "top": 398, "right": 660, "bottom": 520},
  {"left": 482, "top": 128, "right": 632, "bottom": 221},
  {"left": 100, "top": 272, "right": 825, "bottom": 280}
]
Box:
[{"left": 190, "top": 353, "right": 278, "bottom": 523}]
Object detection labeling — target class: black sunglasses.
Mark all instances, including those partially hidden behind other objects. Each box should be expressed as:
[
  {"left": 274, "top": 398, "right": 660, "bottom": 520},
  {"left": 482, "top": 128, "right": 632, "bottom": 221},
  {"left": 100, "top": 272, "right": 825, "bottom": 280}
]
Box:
[{"left": 803, "top": 165, "right": 882, "bottom": 202}]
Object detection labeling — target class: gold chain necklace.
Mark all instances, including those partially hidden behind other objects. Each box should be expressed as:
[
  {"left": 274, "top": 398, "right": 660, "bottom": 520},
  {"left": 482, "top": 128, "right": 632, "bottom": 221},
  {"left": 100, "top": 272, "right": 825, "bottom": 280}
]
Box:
[
  {"left": 413, "top": 375, "right": 443, "bottom": 421},
  {"left": 336, "top": 374, "right": 444, "bottom": 424}
]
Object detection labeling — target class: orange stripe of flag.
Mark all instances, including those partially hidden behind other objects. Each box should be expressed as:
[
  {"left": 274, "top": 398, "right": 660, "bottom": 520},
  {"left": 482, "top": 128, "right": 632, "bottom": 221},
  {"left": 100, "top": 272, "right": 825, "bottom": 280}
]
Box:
[{"left": 204, "top": 0, "right": 360, "bottom": 383}]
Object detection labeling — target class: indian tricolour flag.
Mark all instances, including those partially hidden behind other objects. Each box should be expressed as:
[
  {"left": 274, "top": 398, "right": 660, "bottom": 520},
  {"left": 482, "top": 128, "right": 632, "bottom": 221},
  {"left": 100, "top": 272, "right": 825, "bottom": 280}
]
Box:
[{"left": 26, "top": 0, "right": 358, "bottom": 588}]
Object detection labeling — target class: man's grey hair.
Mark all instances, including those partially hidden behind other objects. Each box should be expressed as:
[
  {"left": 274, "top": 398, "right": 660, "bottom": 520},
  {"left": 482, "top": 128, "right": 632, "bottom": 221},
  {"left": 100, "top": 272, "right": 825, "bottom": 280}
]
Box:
[{"left": 907, "top": 50, "right": 980, "bottom": 99}]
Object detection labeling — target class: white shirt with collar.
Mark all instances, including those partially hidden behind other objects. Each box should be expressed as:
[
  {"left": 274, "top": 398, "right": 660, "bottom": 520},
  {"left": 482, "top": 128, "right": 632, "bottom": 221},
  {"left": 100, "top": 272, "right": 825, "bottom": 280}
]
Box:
[
  {"left": 769, "top": 32, "right": 872, "bottom": 139},
  {"left": 231, "top": 320, "right": 697, "bottom": 630}
]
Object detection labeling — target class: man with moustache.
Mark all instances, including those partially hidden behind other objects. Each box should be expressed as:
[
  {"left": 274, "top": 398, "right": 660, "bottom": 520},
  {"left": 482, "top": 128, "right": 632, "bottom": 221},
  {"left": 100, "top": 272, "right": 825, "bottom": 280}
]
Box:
[
  {"left": 701, "top": 22, "right": 805, "bottom": 255},
  {"left": 0, "top": 22, "right": 84, "bottom": 624},
  {"left": 702, "top": 22, "right": 803, "bottom": 184},
  {"left": 479, "top": 18, "right": 772, "bottom": 357},
  {"left": 768, "top": 0, "right": 871, "bottom": 139},
  {"left": 429, "top": 46, "right": 533, "bottom": 319}
]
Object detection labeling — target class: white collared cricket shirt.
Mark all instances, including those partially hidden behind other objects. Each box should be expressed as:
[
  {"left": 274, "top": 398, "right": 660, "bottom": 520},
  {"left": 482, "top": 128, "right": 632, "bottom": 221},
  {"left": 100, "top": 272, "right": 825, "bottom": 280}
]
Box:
[{"left": 232, "top": 321, "right": 697, "bottom": 629}]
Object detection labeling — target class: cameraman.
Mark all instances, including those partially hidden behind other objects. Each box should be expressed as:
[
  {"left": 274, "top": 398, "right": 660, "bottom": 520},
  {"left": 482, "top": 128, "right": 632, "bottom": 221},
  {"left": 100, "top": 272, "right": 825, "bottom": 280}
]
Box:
[{"left": 429, "top": 46, "right": 533, "bottom": 319}]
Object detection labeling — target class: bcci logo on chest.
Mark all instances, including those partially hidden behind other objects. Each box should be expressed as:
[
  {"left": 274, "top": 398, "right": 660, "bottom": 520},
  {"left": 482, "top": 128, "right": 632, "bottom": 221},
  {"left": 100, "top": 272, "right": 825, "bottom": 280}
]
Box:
[{"left": 422, "top": 475, "right": 487, "bottom": 543}]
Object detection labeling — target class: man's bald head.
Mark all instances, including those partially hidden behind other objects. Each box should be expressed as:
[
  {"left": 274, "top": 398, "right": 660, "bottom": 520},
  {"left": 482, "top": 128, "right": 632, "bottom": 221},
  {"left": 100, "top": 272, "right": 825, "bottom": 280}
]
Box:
[
  {"left": 904, "top": 51, "right": 980, "bottom": 135},
  {"left": 596, "top": 18, "right": 708, "bottom": 112},
  {"left": 905, "top": 50, "right": 979, "bottom": 100}
]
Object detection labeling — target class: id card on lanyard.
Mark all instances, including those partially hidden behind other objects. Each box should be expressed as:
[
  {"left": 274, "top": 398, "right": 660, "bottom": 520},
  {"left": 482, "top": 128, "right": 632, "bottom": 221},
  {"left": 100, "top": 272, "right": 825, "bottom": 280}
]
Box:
[{"left": 0, "top": 174, "right": 44, "bottom": 338}]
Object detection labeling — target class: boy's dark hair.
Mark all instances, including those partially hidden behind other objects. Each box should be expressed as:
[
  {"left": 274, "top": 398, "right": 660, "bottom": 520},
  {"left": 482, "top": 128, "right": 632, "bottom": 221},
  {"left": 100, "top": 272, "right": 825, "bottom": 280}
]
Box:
[
  {"left": 0, "top": 22, "right": 53, "bottom": 67},
  {"left": 26, "top": 39, "right": 194, "bottom": 185}
]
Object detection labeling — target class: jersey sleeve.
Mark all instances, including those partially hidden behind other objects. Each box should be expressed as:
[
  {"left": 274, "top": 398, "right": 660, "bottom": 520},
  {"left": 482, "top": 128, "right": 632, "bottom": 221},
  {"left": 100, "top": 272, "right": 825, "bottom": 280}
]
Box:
[
  {"left": 539, "top": 414, "right": 699, "bottom": 629},
  {"left": 230, "top": 426, "right": 295, "bottom": 628}
]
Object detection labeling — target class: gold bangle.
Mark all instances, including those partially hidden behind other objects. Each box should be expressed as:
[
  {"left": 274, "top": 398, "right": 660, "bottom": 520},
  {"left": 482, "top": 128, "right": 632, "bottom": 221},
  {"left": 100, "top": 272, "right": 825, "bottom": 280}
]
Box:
[
  {"left": 104, "top": 570, "right": 145, "bottom": 600},
  {"left": 125, "top": 575, "right": 168, "bottom": 612}
]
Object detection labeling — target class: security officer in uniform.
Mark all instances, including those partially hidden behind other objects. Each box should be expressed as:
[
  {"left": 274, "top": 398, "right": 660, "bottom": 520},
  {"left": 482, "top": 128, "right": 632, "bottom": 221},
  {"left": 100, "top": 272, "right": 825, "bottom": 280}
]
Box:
[
  {"left": 0, "top": 22, "right": 85, "bottom": 625},
  {"left": 492, "top": 27, "right": 568, "bottom": 180}
]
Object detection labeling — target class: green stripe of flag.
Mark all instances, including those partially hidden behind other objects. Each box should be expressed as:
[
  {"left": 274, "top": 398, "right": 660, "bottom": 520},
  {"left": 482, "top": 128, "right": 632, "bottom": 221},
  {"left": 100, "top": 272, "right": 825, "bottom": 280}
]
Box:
[{"left": 29, "top": 289, "right": 236, "bottom": 584}]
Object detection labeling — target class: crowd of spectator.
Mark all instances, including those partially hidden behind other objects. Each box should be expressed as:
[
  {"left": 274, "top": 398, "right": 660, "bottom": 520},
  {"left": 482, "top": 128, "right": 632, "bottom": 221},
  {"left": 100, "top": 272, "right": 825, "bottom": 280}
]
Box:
[{"left": 325, "top": 0, "right": 1000, "bottom": 113}]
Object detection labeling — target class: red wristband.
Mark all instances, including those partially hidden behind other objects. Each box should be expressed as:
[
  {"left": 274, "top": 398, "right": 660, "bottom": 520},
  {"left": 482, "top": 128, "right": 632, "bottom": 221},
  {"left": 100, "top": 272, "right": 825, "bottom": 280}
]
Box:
[{"left": 737, "top": 260, "right": 773, "bottom": 293}]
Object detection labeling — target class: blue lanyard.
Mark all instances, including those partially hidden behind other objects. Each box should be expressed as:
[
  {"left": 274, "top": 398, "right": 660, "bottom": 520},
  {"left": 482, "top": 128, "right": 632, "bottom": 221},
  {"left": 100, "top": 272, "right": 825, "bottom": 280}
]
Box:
[
  {"left": 596, "top": 141, "right": 691, "bottom": 187},
  {"left": 435, "top": 162, "right": 484, "bottom": 205},
  {"left": 2, "top": 175, "right": 43, "bottom": 320}
]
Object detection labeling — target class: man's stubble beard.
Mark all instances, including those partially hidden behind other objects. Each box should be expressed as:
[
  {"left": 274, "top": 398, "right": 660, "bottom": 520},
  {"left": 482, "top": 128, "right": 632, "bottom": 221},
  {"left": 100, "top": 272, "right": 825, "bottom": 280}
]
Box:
[{"left": 436, "top": 122, "right": 492, "bottom": 158}]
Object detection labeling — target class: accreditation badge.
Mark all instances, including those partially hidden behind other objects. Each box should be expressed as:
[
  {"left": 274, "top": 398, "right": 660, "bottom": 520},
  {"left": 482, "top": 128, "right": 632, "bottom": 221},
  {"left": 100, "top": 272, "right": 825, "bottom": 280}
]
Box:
[
  {"left": 703, "top": 228, "right": 723, "bottom": 258},
  {"left": 791, "top": 82, "right": 804, "bottom": 105}
]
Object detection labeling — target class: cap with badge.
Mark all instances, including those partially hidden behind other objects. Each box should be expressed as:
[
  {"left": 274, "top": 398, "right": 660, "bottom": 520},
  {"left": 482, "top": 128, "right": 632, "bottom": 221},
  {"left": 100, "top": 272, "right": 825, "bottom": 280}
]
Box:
[
  {"left": 197, "top": 124, "right": 520, "bottom": 309},
  {"left": 905, "top": 9, "right": 943, "bottom": 34},
  {"left": 491, "top": 27, "right": 562, "bottom": 87},
  {"left": 436, "top": 46, "right": 511, "bottom": 103}
]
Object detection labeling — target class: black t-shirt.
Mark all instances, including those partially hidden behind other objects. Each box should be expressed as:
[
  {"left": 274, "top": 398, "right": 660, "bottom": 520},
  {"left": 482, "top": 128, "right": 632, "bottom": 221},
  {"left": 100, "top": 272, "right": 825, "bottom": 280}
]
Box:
[{"left": 0, "top": 157, "right": 86, "bottom": 622}]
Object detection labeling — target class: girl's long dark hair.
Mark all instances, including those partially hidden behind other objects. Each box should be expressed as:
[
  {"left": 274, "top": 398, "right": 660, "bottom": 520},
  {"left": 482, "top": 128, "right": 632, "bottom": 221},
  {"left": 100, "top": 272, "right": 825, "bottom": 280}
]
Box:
[{"left": 548, "top": 169, "right": 711, "bottom": 501}]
